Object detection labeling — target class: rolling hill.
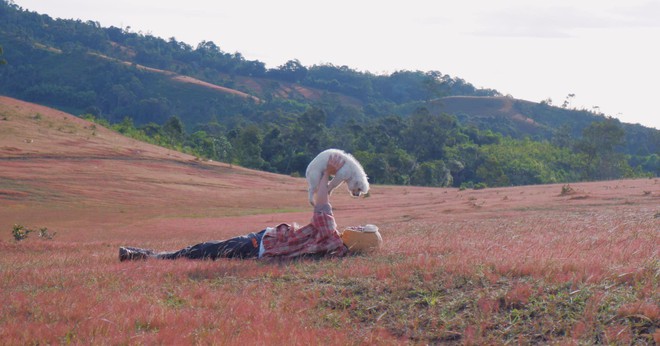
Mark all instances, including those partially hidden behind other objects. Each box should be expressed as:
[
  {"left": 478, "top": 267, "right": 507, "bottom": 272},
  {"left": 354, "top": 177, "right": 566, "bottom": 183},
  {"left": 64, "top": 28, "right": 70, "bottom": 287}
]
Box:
[
  {"left": 1, "top": 1, "right": 657, "bottom": 136},
  {"left": 1, "top": 95, "right": 658, "bottom": 345},
  {"left": 0, "top": 95, "right": 467, "bottom": 240},
  {"left": 1, "top": 94, "right": 657, "bottom": 243}
]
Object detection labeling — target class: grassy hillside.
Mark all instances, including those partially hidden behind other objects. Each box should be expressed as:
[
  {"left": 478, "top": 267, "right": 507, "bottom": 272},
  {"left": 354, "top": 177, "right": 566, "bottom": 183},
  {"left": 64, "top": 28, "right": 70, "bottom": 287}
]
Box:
[{"left": 1, "top": 96, "right": 658, "bottom": 344}]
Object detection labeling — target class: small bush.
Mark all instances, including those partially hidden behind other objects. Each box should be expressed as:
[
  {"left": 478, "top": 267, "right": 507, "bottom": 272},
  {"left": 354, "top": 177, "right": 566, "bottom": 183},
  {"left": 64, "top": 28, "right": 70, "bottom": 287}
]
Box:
[
  {"left": 38, "top": 227, "right": 56, "bottom": 240},
  {"left": 459, "top": 182, "right": 473, "bottom": 190},
  {"left": 460, "top": 182, "right": 487, "bottom": 190},
  {"left": 473, "top": 182, "right": 487, "bottom": 190},
  {"left": 560, "top": 184, "right": 575, "bottom": 196},
  {"left": 12, "top": 224, "right": 31, "bottom": 241},
  {"left": 11, "top": 224, "right": 55, "bottom": 241}
]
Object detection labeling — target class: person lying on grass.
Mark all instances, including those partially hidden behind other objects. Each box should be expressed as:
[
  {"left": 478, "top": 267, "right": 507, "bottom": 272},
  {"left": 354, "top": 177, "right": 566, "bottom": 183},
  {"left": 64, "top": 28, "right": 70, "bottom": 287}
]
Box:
[{"left": 119, "top": 154, "right": 382, "bottom": 261}]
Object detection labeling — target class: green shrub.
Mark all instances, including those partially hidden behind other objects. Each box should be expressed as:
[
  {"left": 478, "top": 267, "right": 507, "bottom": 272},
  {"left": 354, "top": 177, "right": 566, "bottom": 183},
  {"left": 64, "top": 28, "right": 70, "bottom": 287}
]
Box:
[
  {"left": 11, "top": 224, "right": 56, "bottom": 241},
  {"left": 12, "top": 224, "right": 31, "bottom": 241},
  {"left": 560, "top": 184, "right": 575, "bottom": 196},
  {"left": 473, "top": 182, "right": 487, "bottom": 190}
]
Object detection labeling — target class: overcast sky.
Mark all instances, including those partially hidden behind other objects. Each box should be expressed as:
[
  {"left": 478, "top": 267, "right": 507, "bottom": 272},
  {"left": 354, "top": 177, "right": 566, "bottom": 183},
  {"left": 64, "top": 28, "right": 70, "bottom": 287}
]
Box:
[{"left": 13, "top": 0, "right": 660, "bottom": 129}]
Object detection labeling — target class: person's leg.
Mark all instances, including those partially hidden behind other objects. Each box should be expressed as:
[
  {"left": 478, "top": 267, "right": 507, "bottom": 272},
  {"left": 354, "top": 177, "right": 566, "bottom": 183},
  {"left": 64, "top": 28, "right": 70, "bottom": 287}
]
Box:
[{"left": 156, "top": 230, "right": 265, "bottom": 260}]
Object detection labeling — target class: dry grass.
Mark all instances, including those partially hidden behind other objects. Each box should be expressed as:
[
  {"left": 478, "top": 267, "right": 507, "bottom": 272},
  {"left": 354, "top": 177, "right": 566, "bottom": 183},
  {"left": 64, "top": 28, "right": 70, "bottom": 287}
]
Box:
[
  {"left": 1, "top": 208, "right": 658, "bottom": 344},
  {"left": 1, "top": 96, "right": 659, "bottom": 344}
]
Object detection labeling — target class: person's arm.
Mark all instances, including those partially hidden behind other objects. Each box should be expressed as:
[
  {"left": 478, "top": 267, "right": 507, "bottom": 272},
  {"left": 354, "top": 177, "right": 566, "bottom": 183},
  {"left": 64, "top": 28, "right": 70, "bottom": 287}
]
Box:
[{"left": 314, "top": 154, "right": 344, "bottom": 207}]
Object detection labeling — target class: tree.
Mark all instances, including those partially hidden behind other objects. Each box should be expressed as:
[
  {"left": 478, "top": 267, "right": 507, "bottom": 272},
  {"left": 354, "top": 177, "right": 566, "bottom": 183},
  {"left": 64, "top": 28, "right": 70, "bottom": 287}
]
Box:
[
  {"left": 162, "top": 116, "right": 185, "bottom": 146},
  {"left": 231, "top": 124, "right": 265, "bottom": 169},
  {"left": 561, "top": 93, "right": 575, "bottom": 109},
  {"left": 270, "top": 59, "right": 307, "bottom": 82},
  {"left": 292, "top": 107, "right": 330, "bottom": 157},
  {"left": 422, "top": 71, "right": 446, "bottom": 101},
  {"left": 260, "top": 126, "right": 288, "bottom": 172},
  {"left": 114, "top": 117, "right": 136, "bottom": 135},
  {"left": 195, "top": 40, "right": 222, "bottom": 55},
  {"left": 580, "top": 119, "right": 624, "bottom": 154},
  {"left": 140, "top": 122, "right": 162, "bottom": 137},
  {"left": 411, "top": 160, "right": 452, "bottom": 187},
  {"left": 189, "top": 131, "right": 216, "bottom": 158},
  {"left": 355, "top": 149, "right": 415, "bottom": 185},
  {"left": 576, "top": 119, "right": 629, "bottom": 179},
  {"left": 552, "top": 124, "right": 573, "bottom": 148},
  {"left": 475, "top": 157, "right": 509, "bottom": 187},
  {"left": 357, "top": 152, "right": 389, "bottom": 184},
  {"left": 638, "top": 154, "right": 659, "bottom": 176},
  {"left": 0, "top": 45, "right": 6, "bottom": 65},
  {"left": 212, "top": 135, "right": 233, "bottom": 163},
  {"left": 402, "top": 108, "right": 458, "bottom": 162}
]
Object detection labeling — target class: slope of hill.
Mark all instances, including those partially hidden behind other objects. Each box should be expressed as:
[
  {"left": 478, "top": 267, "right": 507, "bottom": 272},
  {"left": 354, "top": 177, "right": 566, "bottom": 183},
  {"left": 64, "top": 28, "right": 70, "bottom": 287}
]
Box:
[
  {"left": 2, "top": 95, "right": 656, "bottom": 240},
  {"left": 431, "top": 96, "right": 659, "bottom": 156},
  {"left": 1, "top": 96, "right": 658, "bottom": 345},
  {"left": 431, "top": 96, "right": 544, "bottom": 135},
  {"left": 90, "top": 52, "right": 263, "bottom": 102},
  {"left": 0, "top": 95, "right": 307, "bottom": 238},
  {"left": 430, "top": 96, "right": 603, "bottom": 139},
  {"left": 89, "top": 49, "right": 365, "bottom": 107},
  {"left": 1, "top": 96, "right": 478, "bottom": 239}
]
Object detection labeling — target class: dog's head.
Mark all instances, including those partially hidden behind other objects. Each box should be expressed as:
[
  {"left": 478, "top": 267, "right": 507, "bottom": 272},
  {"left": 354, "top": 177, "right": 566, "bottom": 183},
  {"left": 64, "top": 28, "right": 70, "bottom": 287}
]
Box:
[{"left": 347, "top": 176, "right": 370, "bottom": 198}]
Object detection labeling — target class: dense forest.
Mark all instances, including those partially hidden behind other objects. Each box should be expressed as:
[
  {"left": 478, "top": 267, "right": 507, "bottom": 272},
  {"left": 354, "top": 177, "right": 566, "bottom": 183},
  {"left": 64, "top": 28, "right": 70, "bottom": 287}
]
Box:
[{"left": 1, "top": 1, "right": 658, "bottom": 187}]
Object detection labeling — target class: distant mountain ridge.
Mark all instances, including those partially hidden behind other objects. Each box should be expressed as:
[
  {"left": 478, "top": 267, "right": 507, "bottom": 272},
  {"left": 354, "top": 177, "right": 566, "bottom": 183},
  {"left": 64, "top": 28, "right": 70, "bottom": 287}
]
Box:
[{"left": 0, "top": 1, "right": 655, "bottom": 130}]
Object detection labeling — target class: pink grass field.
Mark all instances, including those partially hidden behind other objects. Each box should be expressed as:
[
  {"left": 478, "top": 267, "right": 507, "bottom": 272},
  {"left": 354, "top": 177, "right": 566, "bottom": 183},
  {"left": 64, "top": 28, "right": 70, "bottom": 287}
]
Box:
[{"left": 1, "top": 96, "right": 658, "bottom": 344}]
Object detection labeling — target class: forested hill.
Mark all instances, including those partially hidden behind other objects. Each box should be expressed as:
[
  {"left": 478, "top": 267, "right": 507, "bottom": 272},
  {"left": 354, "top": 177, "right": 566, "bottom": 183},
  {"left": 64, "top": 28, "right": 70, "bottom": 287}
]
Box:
[
  {"left": 0, "top": 1, "right": 498, "bottom": 123},
  {"left": 1, "top": 1, "right": 658, "bottom": 187}
]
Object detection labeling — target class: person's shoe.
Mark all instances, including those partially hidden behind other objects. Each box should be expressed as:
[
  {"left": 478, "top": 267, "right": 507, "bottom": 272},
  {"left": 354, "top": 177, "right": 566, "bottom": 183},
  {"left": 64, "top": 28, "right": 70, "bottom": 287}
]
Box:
[{"left": 119, "top": 247, "right": 155, "bottom": 261}]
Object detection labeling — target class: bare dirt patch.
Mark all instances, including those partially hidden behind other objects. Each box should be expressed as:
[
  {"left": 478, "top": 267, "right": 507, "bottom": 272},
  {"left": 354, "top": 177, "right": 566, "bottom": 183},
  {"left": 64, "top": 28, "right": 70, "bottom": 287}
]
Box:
[{"left": 88, "top": 53, "right": 262, "bottom": 102}]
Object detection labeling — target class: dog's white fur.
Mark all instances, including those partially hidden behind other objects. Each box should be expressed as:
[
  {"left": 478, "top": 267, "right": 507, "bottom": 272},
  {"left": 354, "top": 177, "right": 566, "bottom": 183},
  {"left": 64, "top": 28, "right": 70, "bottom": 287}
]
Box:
[{"left": 306, "top": 149, "right": 369, "bottom": 206}]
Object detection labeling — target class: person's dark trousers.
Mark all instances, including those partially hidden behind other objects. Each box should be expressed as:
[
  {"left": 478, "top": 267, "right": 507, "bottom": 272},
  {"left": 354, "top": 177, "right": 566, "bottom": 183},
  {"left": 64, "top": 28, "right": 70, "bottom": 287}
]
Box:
[{"left": 157, "top": 230, "right": 266, "bottom": 260}]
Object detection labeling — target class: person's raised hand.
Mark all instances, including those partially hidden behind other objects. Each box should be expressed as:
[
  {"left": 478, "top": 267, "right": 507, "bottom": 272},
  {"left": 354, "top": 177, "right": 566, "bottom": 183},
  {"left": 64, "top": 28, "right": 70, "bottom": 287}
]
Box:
[{"left": 326, "top": 154, "right": 345, "bottom": 176}]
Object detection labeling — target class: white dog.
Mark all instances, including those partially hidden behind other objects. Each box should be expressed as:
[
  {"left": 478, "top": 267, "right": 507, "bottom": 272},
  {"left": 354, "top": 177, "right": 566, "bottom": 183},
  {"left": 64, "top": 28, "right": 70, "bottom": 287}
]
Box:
[{"left": 306, "top": 149, "right": 369, "bottom": 206}]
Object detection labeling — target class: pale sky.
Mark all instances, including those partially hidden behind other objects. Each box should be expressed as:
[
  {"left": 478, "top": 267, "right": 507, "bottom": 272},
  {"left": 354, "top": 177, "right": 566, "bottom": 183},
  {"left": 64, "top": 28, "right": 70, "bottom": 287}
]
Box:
[{"left": 13, "top": 0, "right": 660, "bottom": 129}]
